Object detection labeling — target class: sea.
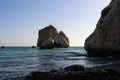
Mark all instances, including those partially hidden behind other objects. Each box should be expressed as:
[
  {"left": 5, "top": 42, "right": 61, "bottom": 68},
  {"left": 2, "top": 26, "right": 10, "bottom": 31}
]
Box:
[{"left": 0, "top": 46, "right": 119, "bottom": 80}]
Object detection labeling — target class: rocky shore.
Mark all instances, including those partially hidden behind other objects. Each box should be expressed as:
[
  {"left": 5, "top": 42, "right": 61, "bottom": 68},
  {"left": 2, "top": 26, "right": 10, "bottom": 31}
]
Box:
[{"left": 10, "top": 63, "right": 120, "bottom": 80}]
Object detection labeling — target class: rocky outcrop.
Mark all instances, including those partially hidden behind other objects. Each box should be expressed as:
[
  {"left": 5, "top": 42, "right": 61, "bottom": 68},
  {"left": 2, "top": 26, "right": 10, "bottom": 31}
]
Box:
[
  {"left": 24, "top": 65, "right": 120, "bottom": 80},
  {"left": 84, "top": 0, "right": 120, "bottom": 56},
  {"left": 54, "top": 31, "right": 69, "bottom": 48},
  {"left": 37, "top": 25, "right": 69, "bottom": 49}
]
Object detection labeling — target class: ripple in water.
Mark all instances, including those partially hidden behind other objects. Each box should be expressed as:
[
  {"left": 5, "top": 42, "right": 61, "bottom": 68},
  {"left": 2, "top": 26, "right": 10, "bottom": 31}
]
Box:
[{"left": 0, "top": 47, "right": 119, "bottom": 80}]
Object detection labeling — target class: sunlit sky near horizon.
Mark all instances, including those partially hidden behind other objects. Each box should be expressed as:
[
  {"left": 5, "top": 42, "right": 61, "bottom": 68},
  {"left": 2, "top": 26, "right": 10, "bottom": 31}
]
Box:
[{"left": 0, "top": 0, "right": 110, "bottom": 46}]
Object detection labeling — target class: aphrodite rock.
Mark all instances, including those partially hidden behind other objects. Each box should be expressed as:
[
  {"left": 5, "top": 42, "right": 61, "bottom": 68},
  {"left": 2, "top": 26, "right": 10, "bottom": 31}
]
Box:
[
  {"left": 40, "top": 37, "right": 55, "bottom": 49},
  {"left": 37, "top": 25, "right": 69, "bottom": 49},
  {"left": 54, "top": 31, "right": 69, "bottom": 48},
  {"left": 84, "top": 0, "right": 120, "bottom": 56}
]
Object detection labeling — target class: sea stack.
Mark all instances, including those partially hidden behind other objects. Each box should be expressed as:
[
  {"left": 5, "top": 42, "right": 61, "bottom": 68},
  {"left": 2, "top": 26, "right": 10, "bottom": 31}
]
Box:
[
  {"left": 84, "top": 0, "right": 120, "bottom": 57},
  {"left": 37, "top": 25, "right": 69, "bottom": 49}
]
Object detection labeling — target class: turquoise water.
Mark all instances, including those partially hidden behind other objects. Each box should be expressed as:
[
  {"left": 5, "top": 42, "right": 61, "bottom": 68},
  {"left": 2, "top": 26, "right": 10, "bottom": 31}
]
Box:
[{"left": 0, "top": 47, "right": 117, "bottom": 80}]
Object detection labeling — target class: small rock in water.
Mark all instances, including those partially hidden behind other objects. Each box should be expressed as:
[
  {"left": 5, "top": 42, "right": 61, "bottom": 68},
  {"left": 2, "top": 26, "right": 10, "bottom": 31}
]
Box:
[
  {"left": 1, "top": 46, "right": 5, "bottom": 49},
  {"left": 31, "top": 45, "right": 36, "bottom": 48}
]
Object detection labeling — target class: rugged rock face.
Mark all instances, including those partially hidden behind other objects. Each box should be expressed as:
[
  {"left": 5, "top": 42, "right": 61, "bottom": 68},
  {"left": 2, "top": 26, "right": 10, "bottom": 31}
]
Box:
[
  {"left": 37, "top": 25, "right": 69, "bottom": 49},
  {"left": 84, "top": 0, "right": 120, "bottom": 56},
  {"left": 54, "top": 31, "right": 69, "bottom": 48}
]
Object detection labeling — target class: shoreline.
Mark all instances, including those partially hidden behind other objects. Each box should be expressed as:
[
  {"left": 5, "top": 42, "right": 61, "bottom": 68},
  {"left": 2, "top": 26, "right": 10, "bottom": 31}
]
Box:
[{"left": 10, "top": 61, "right": 120, "bottom": 80}]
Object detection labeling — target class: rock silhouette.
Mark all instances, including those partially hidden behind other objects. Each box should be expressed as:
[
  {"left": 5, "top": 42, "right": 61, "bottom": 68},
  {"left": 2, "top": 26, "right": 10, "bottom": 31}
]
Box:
[
  {"left": 37, "top": 25, "right": 69, "bottom": 49},
  {"left": 24, "top": 65, "right": 120, "bottom": 80}
]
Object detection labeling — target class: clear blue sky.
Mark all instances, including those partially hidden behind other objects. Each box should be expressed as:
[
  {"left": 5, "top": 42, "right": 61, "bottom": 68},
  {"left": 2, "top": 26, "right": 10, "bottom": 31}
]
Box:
[{"left": 0, "top": 0, "right": 110, "bottom": 46}]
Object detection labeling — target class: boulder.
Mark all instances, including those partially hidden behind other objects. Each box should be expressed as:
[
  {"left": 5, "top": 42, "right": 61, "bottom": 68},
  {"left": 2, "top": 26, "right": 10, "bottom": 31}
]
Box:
[
  {"left": 37, "top": 25, "right": 57, "bottom": 48},
  {"left": 37, "top": 25, "right": 69, "bottom": 49},
  {"left": 64, "top": 65, "right": 85, "bottom": 72},
  {"left": 84, "top": 0, "right": 120, "bottom": 56},
  {"left": 1, "top": 46, "right": 5, "bottom": 49},
  {"left": 31, "top": 45, "right": 36, "bottom": 48}
]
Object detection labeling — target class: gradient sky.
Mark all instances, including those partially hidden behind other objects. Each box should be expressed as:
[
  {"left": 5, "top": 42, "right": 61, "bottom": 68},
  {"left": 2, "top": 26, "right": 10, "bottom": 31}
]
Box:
[{"left": 0, "top": 0, "right": 110, "bottom": 46}]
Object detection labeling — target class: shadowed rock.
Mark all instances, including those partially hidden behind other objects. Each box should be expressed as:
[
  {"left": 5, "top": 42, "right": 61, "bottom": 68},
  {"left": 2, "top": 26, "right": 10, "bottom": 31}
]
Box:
[
  {"left": 31, "top": 45, "right": 36, "bottom": 48},
  {"left": 24, "top": 65, "right": 120, "bottom": 80},
  {"left": 1, "top": 46, "right": 5, "bottom": 49},
  {"left": 84, "top": 0, "right": 120, "bottom": 57},
  {"left": 64, "top": 65, "right": 85, "bottom": 72}
]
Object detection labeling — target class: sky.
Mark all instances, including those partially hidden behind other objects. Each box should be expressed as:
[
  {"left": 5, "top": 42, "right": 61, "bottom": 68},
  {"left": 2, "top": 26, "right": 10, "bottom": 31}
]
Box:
[{"left": 0, "top": 0, "right": 110, "bottom": 46}]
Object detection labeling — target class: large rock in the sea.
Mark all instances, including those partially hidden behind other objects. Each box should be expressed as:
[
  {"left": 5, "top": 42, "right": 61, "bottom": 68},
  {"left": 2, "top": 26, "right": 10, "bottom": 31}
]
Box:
[
  {"left": 84, "top": 0, "right": 120, "bottom": 56},
  {"left": 37, "top": 25, "right": 69, "bottom": 49}
]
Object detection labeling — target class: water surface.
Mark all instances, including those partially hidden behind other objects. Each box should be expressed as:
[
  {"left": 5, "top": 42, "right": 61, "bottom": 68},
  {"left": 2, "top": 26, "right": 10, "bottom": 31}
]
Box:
[{"left": 0, "top": 47, "right": 118, "bottom": 80}]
